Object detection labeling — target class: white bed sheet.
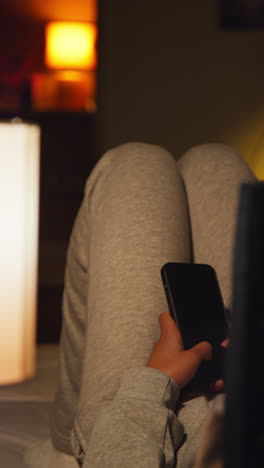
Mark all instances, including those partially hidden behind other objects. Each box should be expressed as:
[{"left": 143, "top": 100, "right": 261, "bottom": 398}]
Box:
[{"left": 0, "top": 344, "right": 59, "bottom": 468}]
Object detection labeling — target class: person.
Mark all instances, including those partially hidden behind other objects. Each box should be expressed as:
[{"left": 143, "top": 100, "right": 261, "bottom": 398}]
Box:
[{"left": 24, "top": 142, "right": 256, "bottom": 468}]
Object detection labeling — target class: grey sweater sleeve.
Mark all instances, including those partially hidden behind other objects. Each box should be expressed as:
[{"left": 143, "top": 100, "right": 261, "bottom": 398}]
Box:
[{"left": 72, "top": 366, "right": 185, "bottom": 467}]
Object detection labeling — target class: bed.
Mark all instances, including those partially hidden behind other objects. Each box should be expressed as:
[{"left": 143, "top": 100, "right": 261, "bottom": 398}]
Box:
[{"left": 0, "top": 344, "right": 59, "bottom": 467}]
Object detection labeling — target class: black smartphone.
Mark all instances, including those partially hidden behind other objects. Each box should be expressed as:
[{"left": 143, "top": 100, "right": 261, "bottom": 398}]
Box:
[{"left": 161, "top": 262, "right": 228, "bottom": 386}]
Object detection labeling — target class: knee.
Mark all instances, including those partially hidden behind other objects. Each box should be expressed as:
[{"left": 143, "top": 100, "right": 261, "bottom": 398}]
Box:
[
  {"left": 87, "top": 142, "right": 180, "bottom": 190},
  {"left": 177, "top": 142, "right": 254, "bottom": 182},
  {"left": 101, "top": 142, "right": 176, "bottom": 172},
  {"left": 83, "top": 141, "right": 181, "bottom": 207}
]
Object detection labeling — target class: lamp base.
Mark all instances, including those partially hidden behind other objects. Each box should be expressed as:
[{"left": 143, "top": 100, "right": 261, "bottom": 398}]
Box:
[{"left": 31, "top": 71, "right": 96, "bottom": 112}]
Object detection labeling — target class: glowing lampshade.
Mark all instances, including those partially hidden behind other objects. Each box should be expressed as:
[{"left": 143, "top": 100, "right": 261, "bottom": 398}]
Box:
[
  {"left": 45, "top": 22, "right": 97, "bottom": 70},
  {"left": 0, "top": 122, "right": 40, "bottom": 385}
]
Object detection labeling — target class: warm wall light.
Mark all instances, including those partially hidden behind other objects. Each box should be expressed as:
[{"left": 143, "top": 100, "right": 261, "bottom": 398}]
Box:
[
  {"left": 0, "top": 121, "right": 40, "bottom": 385},
  {"left": 45, "top": 22, "right": 97, "bottom": 70}
]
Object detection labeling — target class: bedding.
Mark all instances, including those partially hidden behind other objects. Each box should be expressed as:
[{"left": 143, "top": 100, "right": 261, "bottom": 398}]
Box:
[{"left": 0, "top": 344, "right": 59, "bottom": 468}]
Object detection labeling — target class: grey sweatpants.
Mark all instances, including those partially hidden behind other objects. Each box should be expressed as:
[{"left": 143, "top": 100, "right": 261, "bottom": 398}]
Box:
[{"left": 48, "top": 142, "right": 255, "bottom": 460}]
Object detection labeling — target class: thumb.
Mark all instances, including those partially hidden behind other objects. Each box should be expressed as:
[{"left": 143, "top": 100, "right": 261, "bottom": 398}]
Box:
[
  {"left": 159, "top": 312, "right": 183, "bottom": 349},
  {"left": 159, "top": 311, "right": 179, "bottom": 335},
  {"left": 190, "top": 341, "right": 213, "bottom": 362}
]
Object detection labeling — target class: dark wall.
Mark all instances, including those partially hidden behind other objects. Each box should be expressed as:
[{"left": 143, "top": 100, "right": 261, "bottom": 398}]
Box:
[{"left": 97, "top": 0, "right": 264, "bottom": 165}]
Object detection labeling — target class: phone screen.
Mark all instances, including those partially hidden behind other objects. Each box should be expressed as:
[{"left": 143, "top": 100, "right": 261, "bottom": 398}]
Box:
[{"left": 161, "top": 263, "right": 227, "bottom": 349}]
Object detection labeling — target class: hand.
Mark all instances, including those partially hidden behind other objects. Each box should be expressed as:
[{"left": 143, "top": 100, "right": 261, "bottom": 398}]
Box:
[{"left": 146, "top": 312, "right": 213, "bottom": 388}]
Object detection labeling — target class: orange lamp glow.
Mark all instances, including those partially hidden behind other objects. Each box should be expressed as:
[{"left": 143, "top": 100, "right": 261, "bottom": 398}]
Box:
[{"left": 45, "top": 22, "right": 97, "bottom": 70}]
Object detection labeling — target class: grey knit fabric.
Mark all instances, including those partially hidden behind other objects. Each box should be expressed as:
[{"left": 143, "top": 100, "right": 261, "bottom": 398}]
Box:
[{"left": 24, "top": 142, "right": 255, "bottom": 468}]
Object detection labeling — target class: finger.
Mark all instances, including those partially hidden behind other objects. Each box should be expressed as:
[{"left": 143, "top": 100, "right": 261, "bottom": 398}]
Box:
[
  {"left": 210, "top": 379, "right": 224, "bottom": 393},
  {"left": 159, "top": 312, "right": 183, "bottom": 348},
  {"left": 179, "top": 344, "right": 212, "bottom": 384},
  {"left": 160, "top": 311, "right": 175, "bottom": 324},
  {"left": 221, "top": 338, "right": 230, "bottom": 348},
  {"left": 191, "top": 341, "right": 213, "bottom": 361},
  {"left": 181, "top": 342, "right": 213, "bottom": 380},
  {"left": 159, "top": 312, "right": 180, "bottom": 334}
]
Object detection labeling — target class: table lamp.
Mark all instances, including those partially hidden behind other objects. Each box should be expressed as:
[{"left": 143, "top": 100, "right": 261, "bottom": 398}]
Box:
[
  {"left": 45, "top": 22, "right": 97, "bottom": 71},
  {"left": 32, "top": 21, "right": 97, "bottom": 111},
  {"left": 0, "top": 121, "right": 40, "bottom": 385}
]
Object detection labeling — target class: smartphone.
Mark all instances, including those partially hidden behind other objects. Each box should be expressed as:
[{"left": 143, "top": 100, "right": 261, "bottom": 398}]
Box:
[{"left": 161, "top": 262, "right": 228, "bottom": 385}]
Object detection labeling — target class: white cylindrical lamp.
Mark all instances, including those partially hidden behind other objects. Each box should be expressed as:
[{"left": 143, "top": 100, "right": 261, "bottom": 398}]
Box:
[{"left": 0, "top": 121, "right": 40, "bottom": 385}]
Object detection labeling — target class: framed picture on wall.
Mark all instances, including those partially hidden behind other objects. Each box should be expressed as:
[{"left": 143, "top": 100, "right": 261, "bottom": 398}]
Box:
[{"left": 220, "top": 0, "right": 264, "bottom": 28}]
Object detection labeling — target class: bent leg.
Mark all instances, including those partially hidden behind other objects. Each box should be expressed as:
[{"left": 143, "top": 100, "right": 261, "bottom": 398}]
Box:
[
  {"left": 177, "top": 143, "right": 256, "bottom": 308},
  {"left": 175, "top": 144, "right": 256, "bottom": 468},
  {"left": 51, "top": 142, "right": 191, "bottom": 455}
]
